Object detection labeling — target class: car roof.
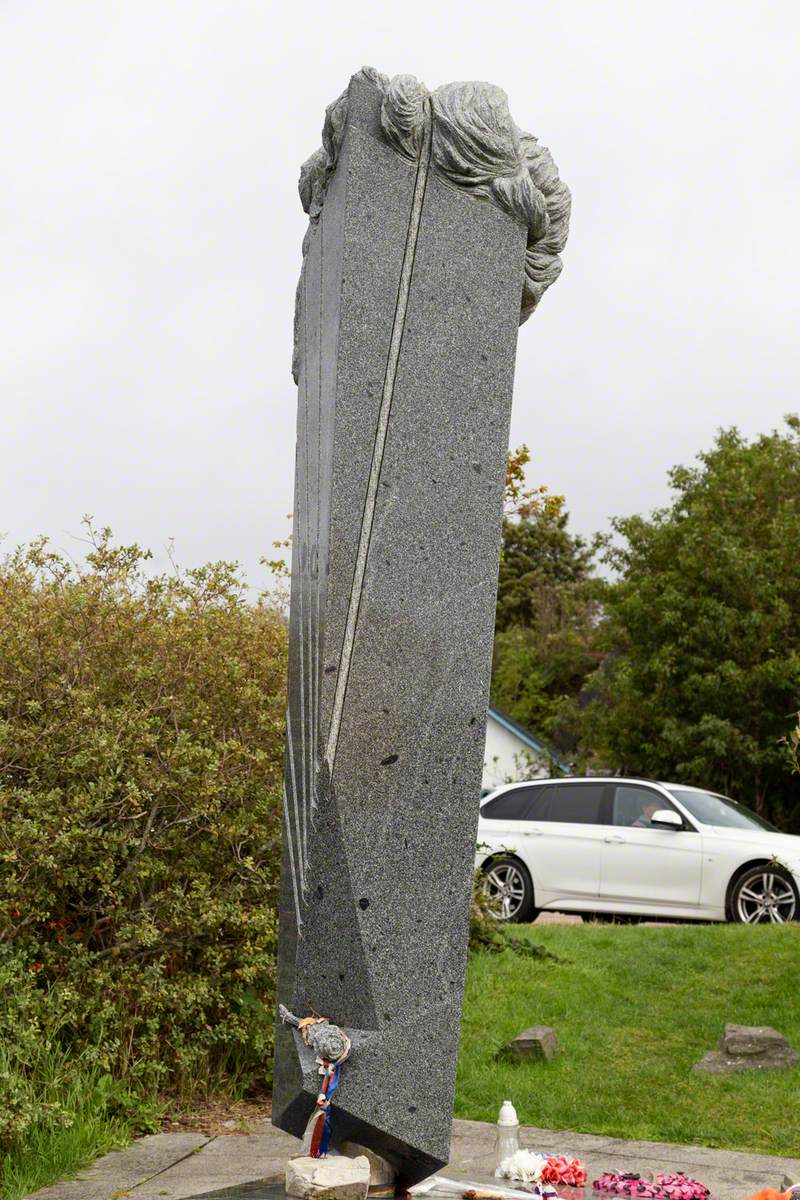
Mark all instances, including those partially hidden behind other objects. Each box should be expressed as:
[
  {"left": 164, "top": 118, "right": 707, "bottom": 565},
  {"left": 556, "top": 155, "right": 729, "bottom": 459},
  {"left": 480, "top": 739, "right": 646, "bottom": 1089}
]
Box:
[
  {"left": 481, "top": 778, "right": 716, "bottom": 800},
  {"left": 486, "top": 776, "right": 668, "bottom": 788}
]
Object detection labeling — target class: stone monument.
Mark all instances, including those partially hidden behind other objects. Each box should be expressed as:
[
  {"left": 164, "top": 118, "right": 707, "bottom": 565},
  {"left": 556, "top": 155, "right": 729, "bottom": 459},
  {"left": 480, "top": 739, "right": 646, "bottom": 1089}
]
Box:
[{"left": 273, "top": 66, "right": 569, "bottom": 1189}]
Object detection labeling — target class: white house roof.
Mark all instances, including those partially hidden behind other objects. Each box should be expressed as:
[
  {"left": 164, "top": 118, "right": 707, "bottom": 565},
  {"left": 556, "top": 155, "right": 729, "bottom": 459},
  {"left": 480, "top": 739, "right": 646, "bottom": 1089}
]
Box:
[{"left": 487, "top": 704, "right": 570, "bottom": 774}]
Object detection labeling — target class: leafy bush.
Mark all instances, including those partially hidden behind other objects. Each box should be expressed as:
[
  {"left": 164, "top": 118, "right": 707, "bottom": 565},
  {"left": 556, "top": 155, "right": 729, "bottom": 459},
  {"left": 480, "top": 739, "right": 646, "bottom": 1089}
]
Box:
[
  {"left": 0, "top": 950, "right": 67, "bottom": 1151},
  {"left": 0, "top": 524, "right": 287, "bottom": 1101},
  {"left": 469, "top": 870, "right": 555, "bottom": 961}
]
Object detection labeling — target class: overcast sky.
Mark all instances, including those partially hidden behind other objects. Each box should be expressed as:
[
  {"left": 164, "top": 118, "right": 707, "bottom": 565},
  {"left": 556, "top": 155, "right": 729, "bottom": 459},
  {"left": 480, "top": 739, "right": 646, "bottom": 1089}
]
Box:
[{"left": 2, "top": 1, "right": 798, "bottom": 583}]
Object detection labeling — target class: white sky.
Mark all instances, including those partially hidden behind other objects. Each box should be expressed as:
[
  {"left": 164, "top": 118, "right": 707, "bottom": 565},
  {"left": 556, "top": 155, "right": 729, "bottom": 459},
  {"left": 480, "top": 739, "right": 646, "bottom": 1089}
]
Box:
[{"left": 2, "top": 1, "right": 798, "bottom": 582}]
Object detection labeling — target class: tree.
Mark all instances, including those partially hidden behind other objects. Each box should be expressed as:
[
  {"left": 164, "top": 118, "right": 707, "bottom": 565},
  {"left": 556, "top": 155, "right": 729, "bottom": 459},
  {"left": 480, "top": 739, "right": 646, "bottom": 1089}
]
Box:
[
  {"left": 583, "top": 419, "right": 800, "bottom": 829},
  {"left": 492, "top": 462, "right": 601, "bottom": 751},
  {"left": 503, "top": 444, "right": 563, "bottom": 522},
  {"left": 788, "top": 715, "right": 800, "bottom": 776}
]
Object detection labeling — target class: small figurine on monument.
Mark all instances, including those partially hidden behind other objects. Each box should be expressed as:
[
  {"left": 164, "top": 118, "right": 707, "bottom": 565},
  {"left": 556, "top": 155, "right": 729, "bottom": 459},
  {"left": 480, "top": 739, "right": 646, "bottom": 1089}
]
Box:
[{"left": 279, "top": 1005, "right": 352, "bottom": 1158}]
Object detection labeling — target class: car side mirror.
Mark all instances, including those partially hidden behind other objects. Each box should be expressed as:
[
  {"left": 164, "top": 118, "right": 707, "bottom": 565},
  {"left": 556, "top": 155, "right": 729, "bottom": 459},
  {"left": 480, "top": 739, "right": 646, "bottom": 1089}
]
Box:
[{"left": 650, "top": 809, "right": 683, "bottom": 830}]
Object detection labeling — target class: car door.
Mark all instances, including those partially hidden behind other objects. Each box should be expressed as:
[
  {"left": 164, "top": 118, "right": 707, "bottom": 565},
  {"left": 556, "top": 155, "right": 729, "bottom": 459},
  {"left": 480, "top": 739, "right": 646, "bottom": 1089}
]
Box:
[
  {"left": 599, "top": 783, "right": 703, "bottom": 909},
  {"left": 479, "top": 785, "right": 545, "bottom": 846},
  {"left": 522, "top": 782, "right": 609, "bottom": 904},
  {"left": 478, "top": 784, "right": 546, "bottom": 878}
]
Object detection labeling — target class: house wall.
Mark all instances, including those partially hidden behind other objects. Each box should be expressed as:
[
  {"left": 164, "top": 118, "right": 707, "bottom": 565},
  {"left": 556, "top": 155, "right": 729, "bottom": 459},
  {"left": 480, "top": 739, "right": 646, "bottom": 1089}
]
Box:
[{"left": 482, "top": 713, "right": 549, "bottom": 791}]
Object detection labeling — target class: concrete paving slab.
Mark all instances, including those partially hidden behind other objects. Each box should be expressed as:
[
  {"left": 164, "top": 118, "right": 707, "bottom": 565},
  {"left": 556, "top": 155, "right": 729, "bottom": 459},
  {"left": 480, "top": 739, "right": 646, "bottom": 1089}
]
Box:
[
  {"left": 129, "top": 1129, "right": 296, "bottom": 1200},
  {"left": 24, "top": 1132, "right": 210, "bottom": 1200},
  {"left": 448, "top": 1118, "right": 623, "bottom": 1166},
  {"left": 588, "top": 1135, "right": 800, "bottom": 1175},
  {"left": 25, "top": 1118, "right": 800, "bottom": 1200},
  {"left": 174, "top": 1188, "right": 285, "bottom": 1200},
  {"left": 447, "top": 1119, "right": 800, "bottom": 1200}
]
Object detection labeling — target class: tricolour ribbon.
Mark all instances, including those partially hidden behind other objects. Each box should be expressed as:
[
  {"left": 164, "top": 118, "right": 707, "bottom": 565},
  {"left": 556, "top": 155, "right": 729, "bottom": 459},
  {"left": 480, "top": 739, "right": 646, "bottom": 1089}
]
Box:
[{"left": 303, "top": 1059, "right": 342, "bottom": 1158}]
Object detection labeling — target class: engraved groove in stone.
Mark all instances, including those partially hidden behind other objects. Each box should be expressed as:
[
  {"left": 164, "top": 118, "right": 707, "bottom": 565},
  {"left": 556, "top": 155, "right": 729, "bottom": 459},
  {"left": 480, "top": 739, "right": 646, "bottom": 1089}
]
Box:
[
  {"left": 303, "top": 233, "right": 313, "bottom": 872},
  {"left": 323, "top": 99, "right": 434, "bottom": 773},
  {"left": 299, "top": 580, "right": 309, "bottom": 892},
  {"left": 296, "top": 261, "right": 311, "bottom": 875},
  {"left": 303, "top": 452, "right": 312, "bottom": 874},
  {"left": 311, "top": 213, "right": 324, "bottom": 836},
  {"left": 286, "top": 706, "right": 305, "bottom": 884},
  {"left": 282, "top": 784, "right": 303, "bottom": 931}
]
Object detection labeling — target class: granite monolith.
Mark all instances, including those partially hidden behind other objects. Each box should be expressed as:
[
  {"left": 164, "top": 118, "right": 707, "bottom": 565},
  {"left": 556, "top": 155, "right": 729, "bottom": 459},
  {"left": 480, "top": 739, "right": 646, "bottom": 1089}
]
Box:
[{"left": 273, "top": 67, "right": 570, "bottom": 1188}]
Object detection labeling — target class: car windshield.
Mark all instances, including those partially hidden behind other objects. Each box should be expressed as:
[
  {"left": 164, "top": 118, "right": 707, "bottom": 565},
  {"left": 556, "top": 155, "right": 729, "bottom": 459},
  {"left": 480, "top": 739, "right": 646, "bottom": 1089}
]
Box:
[{"left": 667, "top": 788, "right": 778, "bottom": 832}]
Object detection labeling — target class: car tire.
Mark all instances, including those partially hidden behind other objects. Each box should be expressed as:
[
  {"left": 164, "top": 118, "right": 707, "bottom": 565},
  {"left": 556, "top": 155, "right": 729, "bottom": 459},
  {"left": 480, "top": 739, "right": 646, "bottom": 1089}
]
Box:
[
  {"left": 729, "top": 864, "right": 798, "bottom": 924},
  {"left": 482, "top": 856, "right": 537, "bottom": 923}
]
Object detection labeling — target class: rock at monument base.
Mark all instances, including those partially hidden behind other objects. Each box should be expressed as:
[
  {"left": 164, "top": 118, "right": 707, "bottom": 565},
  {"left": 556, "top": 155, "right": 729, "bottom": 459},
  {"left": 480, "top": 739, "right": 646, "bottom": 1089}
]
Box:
[
  {"left": 339, "top": 1142, "right": 396, "bottom": 1188},
  {"left": 693, "top": 1023, "right": 799, "bottom": 1074},
  {"left": 286, "top": 1155, "right": 370, "bottom": 1200},
  {"left": 509, "top": 1026, "right": 560, "bottom": 1061}
]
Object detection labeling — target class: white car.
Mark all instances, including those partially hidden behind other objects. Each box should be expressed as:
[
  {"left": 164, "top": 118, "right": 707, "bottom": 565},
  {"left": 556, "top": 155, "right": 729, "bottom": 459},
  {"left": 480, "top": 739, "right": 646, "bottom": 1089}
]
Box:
[{"left": 477, "top": 777, "right": 800, "bottom": 924}]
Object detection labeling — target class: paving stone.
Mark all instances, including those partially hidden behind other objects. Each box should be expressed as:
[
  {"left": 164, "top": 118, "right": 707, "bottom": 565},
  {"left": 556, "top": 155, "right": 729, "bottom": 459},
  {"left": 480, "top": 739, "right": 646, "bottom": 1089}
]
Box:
[
  {"left": 25, "top": 1122, "right": 800, "bottom": 1200},
  {"left": 170, "top": 1188, "right": 284, "bottom": 1200},
  {"left": 23, "top": 1132, "right": 209, "bottom": 1200},
  {"left": 127, "top": 1132, "right": 296, "bottom": 1200},
  {"left": 448, "top": 1120, "right": 800, "bottom": 1200}
]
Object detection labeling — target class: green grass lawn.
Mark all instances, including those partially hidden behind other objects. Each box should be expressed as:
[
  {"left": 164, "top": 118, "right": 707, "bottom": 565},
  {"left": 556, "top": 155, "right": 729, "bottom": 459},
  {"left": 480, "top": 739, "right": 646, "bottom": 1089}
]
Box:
[{"left": 457, "top": 922, "right": 800, "bottom": 1158}]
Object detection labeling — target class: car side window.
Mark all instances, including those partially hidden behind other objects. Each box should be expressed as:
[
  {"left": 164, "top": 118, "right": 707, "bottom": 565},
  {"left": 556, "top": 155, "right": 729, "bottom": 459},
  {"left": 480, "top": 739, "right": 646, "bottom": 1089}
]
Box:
[
  {"left": 481, "top": 787, "right": 544, "bottom": 820},
  {"left": 528, "top": 783, "right": 607, "bottom": 825},
  {"left": 612, "top": 785, "right": 680, "bottom": 828}
]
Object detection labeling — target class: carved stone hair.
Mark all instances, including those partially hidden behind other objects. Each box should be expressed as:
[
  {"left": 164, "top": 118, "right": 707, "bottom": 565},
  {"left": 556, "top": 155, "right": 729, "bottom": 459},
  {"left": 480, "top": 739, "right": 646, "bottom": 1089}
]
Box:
[{"left": 299, "top": 67, "right": 571, "bottom": 326}]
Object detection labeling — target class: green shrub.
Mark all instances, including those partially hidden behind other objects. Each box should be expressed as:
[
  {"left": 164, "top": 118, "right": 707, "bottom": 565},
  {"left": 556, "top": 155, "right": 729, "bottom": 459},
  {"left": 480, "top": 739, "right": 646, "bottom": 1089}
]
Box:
[
  {"left": 470, "top": 870, "right": 555, "bottom": 961},
  {"left": 0, "top": 949, "right": 66, "bottom": 1151},
  {"left": 0, "top": 524, "right": 287, "bottom": 1099}
]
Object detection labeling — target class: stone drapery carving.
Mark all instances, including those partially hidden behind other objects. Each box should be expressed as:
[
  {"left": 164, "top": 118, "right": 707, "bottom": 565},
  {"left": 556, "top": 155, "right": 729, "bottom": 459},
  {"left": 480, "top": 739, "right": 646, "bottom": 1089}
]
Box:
[{"left": 295, "top": 67, "right": 570, "bottom": 378}]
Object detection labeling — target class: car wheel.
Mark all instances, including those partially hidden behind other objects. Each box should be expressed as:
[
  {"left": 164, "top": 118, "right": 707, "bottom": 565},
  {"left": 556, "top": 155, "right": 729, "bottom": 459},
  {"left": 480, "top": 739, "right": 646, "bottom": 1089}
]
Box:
[
  {"left": 729, "top": 864, "right": 798, "bottom": 924},
  {"left": 483, "top": 856, "right": 537, "bottom": 923}
]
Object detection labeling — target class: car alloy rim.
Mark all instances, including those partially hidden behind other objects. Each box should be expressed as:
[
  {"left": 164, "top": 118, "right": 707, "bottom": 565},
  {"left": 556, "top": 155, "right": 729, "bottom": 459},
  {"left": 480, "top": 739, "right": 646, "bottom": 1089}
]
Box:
[
  {"left": 736, "top": 871, "right": 797, "bottom": 924},
  {"left": 485, "top": 863, "right": 525, "bottom": 920}
]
